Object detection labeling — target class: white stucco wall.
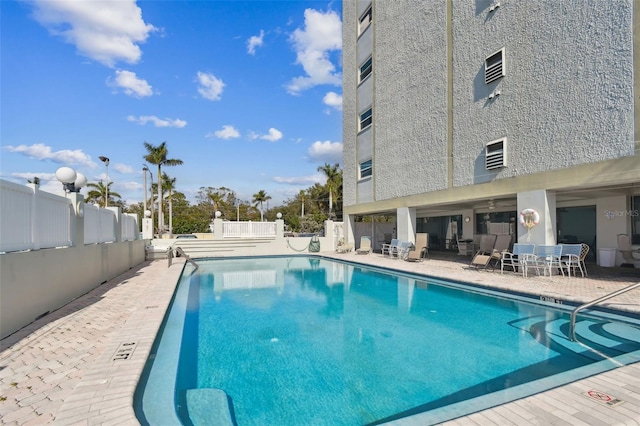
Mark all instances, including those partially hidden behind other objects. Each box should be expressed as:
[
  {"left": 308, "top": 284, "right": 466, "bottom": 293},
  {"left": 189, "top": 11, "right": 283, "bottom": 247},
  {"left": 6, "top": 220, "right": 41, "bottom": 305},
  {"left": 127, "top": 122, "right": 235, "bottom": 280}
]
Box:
[
  {"left": 452, "top": 1, "right": 634, "bottom": 187},
  {"left": 342, "top": 1, "right": 636, "bottom": 208}
]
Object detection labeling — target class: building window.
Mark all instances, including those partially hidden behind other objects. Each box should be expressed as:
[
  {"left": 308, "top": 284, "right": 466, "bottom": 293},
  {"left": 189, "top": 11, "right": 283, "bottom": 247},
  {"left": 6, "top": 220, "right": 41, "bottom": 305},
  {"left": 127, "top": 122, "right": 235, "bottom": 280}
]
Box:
[
  {"left": 485, "top": 48, "right": 505, "bottom": 84},
  {"left": 359, "top": 107, "right": 372, "bottom": 131},
  {"left": 359, "top": 56, "right": 372, "bottom": 83},
  {"left": 485, "top": 138, "right": 507, "bottom": 170},
  {"left": 359, "top": 159, "right": 372, "bottom": 179},
  {"left": 359, "top": 5, "right": 372, "bottom": 35}
]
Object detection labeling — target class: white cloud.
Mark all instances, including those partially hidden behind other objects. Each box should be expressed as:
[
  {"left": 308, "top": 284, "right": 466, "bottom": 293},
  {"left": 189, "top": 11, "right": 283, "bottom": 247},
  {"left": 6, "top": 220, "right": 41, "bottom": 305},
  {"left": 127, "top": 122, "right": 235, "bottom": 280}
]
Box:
[
  {"left": 114, "top": 163, "right": 134, "bottom": 173},
  {"left": 307, "top": 140, "right": 343, "bottom": 164},
  {"left": 286, "top": 9, "right": 342, "bottom": 94},
  {"left": 11, "top": 172, "right": 56, "bottom": 181},
  {"left": 247, "top": 30, "right": 264, "bottom": 55},
  {"left": 29, "top": 0, "right": 156, "bottom": 67},
  {"left": 260, "top": 128, "right": 283, "bottom": 142},
  {"left": 273, "top": 173, "right": 325, "bottom": 185},
  {"left": 110, "top": 70, "right": 153, "bottom": 97},
  {"left": 212, "top": 125, "right": 240, "bottom": 139},
  {"left": 323, "top": 91, "right": 342, "bottom": 111},
  {"left": 3, "top": 143, "right": 97, "bottom": 167},
  {"left": 127, "top": 115, "right": 187, "bottom": 128},
  {"left": 196, "top": 71, "right": 225, "bottom": 101}
]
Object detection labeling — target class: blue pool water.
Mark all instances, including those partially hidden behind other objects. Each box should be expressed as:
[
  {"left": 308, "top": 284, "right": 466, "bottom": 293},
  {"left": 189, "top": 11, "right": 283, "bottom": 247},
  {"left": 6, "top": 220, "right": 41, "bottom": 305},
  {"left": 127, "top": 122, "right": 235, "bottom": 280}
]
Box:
[{"left": 135, "top": 256, "right": 640, "bottom": 425}]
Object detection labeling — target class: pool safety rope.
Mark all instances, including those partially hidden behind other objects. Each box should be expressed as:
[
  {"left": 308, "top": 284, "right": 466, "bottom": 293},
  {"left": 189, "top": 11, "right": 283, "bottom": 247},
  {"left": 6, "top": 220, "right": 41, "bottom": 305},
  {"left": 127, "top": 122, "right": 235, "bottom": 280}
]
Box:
[{"left": 286, "top": 238, "right": 311, "bottom": 252}]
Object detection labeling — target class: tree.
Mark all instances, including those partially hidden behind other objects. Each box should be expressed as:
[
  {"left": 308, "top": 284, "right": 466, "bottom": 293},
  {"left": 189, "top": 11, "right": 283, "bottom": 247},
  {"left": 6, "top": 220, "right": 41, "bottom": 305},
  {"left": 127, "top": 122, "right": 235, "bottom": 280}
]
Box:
[
  {"left": 317, "top": 163, "right": 341, "bottom": 219},
  {"left": 143, "top": 141, "right": 183, "bottom": 233},
  {"left": 162, "top": 173, "right": 177, "bottom": 234},
  {"left": 86, "top": 181, "right": 122, "bottom": 207},
  {"left": 252, "top": 189, "right": 271, "bottom": 222}
]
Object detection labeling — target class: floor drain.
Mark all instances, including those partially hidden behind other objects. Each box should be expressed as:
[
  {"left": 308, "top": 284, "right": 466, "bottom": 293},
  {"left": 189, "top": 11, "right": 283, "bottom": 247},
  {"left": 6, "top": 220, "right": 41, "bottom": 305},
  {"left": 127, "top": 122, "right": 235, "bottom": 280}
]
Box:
[{"left": 112, "top": 341, "right": 137, "bottom": 361}]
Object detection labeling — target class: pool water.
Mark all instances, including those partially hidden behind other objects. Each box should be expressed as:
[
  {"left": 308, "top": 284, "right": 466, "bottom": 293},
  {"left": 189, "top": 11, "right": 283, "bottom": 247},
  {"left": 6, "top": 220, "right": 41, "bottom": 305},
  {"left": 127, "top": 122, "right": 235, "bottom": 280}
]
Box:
[{"left": 135, "top": 256, "right": 640, "bottom": 425}]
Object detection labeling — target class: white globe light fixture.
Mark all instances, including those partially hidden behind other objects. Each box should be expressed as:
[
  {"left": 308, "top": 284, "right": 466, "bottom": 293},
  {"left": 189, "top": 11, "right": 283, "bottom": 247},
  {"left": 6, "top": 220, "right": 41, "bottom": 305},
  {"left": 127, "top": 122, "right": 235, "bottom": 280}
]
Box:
[
  {"left": 74, "top": 172, "right": 87, "bottom": 190},
  {"left": 276, "top": 212, "right": 282, "bottom": 219},
  {"left": 55, "top": 167, "right": 77, "bottom": 194},
  {"left": 144, "top": 209, "right": 152, "bottom": 218},
  {"left": 215, "top": 211, "right": 222, "bottom": 218}
]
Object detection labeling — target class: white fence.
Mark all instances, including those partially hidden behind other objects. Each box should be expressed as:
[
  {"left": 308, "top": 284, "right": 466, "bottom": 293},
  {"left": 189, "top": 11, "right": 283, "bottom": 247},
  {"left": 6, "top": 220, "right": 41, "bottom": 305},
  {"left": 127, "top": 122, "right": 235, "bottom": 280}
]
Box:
[
  {"left": 1, "top": 180, "right": 72, "bottom": 252},
  {"left": 0, "top": 179, "right": 138, "bottom": 252},
  {"left": 222, "top": 221, "right": 277, "bottom": 238}
]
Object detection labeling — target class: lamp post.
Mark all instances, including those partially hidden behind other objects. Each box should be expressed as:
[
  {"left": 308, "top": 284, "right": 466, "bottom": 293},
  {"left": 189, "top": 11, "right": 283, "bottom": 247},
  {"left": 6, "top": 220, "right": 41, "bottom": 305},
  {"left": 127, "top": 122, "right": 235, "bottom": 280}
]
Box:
[
  {"left": 142, "top": 165, "right": 149, "bottom": 213},
  {"left": 143, "top": 164, "right": 154, "bottom": 235},
  {"left": 99, "top": 156, "right": 110, "bottom": 207}
]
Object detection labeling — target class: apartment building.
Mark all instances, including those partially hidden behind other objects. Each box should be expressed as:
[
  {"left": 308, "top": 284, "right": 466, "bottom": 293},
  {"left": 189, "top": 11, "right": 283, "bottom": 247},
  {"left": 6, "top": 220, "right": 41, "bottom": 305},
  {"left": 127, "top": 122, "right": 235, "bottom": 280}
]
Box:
[{"left": 342, "top": 0, "right": 640, "bottom": 264}]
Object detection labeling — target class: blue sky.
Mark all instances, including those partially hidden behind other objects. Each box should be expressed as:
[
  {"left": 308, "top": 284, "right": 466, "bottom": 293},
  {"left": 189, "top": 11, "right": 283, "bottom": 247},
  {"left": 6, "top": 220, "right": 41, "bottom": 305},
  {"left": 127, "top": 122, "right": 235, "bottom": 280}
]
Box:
[{"left": 1, "top": 0, "right": 343, "bottom": 206}]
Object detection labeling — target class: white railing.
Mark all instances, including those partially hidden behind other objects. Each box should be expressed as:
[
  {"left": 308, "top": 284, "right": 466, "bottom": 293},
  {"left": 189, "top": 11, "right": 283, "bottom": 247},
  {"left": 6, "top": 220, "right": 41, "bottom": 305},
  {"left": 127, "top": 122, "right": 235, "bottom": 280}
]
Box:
[
  {"left": 121, "top": 213, "right": 138, "bottom": 241},
  {"left": 84, "top": 204, "right": 116, "bottom": 244},
  {"left": 222, "top": 221, "right": 277, "bottom": 238},
  {"left": 0, "top": 180, "right": 72, "bottom": 252}
]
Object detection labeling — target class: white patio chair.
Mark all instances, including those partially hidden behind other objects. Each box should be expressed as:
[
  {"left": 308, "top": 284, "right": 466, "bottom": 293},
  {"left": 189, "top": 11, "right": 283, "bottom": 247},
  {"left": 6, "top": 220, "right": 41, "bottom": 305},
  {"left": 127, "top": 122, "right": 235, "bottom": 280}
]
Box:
[
  {"left": 381, "top": 238, "right": 400, "bottom": 257},
  {"left": 501, "top": 243, "right": 535, "bottom": 276},
  {"left": 526, "top": 245, "right": 564, "bottom": 277},
  {"left": 560, "top": 243, "right": 584, "bottom": 277}
]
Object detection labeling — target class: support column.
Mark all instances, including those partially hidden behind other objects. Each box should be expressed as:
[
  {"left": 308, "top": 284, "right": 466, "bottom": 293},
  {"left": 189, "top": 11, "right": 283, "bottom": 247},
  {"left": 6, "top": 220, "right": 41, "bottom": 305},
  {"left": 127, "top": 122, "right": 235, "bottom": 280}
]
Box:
[
  {"left": 517, "top": 190, "right": 556, "bottom": 245},
  {"left": 68, "top": 192, "right": 85, "bottom": 247},
  {"left": 344, "top": 214, "right": 356, "bottom": 245},
  {"left": 396, "top": 207, "right": 417, "bottom": 244}
]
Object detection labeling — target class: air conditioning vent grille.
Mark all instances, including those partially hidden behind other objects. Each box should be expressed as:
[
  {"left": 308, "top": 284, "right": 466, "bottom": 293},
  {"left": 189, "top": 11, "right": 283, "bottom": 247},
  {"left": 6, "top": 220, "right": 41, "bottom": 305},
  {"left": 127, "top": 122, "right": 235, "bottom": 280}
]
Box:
[
  {"left": 485, "top": 48, "right": 505, "bottom": 84},
  {"left": 485, "top": 138, "right": 507, "bottom": 170}
]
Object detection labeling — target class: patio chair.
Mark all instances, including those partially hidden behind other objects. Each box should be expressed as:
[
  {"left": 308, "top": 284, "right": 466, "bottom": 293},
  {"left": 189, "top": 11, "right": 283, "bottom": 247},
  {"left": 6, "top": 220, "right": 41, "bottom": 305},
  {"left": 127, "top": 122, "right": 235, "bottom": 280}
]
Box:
[
  {"left": 617, "top": 234, "right": 640, "bottom": 267},
  {"left": 501, "top": 243, "right": 536, "bottom": 276},
  {"left": 560, "top": 243, "right": 584, "bottom": 277},
  {"left": 356, "top": 236, "right": 372, "bottom": 254},
  {"left": 525, "top": 245, "right": 564, "bottom": 277},
  {"left": 381, "top": 238, "right": 400, "bottom": 257},
  {"left": 405, "top": 233, "right": 429, "bottom": 262},
  {"left": 579, "top": 243, "right": 590, "bottom": 276},
  {"left": 396, "top": 241, "right": 413, "bottom": 260}
]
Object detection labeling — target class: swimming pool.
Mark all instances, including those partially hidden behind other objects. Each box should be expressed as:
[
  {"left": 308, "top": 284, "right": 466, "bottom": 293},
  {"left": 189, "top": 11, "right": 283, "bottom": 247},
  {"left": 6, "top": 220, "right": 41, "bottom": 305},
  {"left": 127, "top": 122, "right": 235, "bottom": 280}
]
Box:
[{"left": 134, "top": 256, "right": 640, "bottom": 425}]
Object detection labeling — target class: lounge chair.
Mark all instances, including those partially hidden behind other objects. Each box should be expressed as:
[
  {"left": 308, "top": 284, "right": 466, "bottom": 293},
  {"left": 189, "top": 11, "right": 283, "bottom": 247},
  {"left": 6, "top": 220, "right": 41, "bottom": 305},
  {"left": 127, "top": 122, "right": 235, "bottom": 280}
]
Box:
[
  {"left": 335, "top": 239, "right": 354, "bottom": 253},
  {"left": 469, "top": 234, "right": 497, "bottom": 268},
  {"left": 617, "top": 234, "right": 640, "bottom": 267},
  {"left": 381, "top": 238, "right": 400, "bottom": 257},
  {"left": 356, "top": 236, "right": 372, "bottom": 254},
  {"left": 487, "top": 234, "right": 512, "bottom": 270},
  {"left": 404, "top": 233, "right": 428, "bottom": 262},
  {"left": 501, "top": 243, "right": 535, "bottom": 276}
]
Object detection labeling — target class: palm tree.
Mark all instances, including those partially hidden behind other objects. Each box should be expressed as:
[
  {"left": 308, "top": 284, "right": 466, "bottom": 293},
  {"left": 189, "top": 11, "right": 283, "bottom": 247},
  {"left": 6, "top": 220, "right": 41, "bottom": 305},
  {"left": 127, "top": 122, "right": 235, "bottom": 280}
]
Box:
[
  {"left": 162, "top": 173, "right": 177, "bottom": 234},
  {"left": 143, "top": 141, "right": 183, "bottom": 233},
  {"left": 252, "top": 189, "right": 271, "bottom": 222},
  {"left": 86, "top": 181, "right": 121, "bottom": 207},
  {"left": 317, "top": 163, "right": 341, "bottom": 218}
]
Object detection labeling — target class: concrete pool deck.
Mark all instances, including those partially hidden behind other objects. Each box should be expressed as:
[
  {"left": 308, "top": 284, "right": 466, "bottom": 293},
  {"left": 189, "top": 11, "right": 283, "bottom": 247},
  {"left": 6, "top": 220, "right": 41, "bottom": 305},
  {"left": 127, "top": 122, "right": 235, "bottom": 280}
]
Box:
[{"left": 1, "top": 252, "right": 639, "bottom": 425}]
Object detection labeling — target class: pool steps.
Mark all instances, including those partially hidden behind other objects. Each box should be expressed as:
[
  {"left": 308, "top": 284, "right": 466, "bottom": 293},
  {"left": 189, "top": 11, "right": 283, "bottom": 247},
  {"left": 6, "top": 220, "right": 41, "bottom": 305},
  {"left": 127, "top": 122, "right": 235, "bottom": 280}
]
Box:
[{"left": 185, "top": 388, "right": 235, "bottom": 426}]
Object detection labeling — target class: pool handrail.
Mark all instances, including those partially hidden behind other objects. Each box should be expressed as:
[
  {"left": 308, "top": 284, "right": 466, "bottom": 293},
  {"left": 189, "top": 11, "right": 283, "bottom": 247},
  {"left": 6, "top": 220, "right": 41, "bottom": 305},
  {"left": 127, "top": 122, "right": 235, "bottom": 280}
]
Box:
[
  {"left": 168, "top": 246, "right": 199, "bottom": 270},
  {"left": 569, "top": 281, "right": 640, "bottom": 341}
]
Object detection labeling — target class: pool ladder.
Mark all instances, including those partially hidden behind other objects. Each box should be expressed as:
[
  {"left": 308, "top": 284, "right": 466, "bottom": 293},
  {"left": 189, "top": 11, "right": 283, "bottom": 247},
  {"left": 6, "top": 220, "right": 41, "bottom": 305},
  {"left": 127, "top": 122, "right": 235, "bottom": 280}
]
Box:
[
  {"left": 569, "top": 281, "right": 640, "bottom": 341},
  {"left": 167, "top": 246, "right": 199, "bottom": 270}
]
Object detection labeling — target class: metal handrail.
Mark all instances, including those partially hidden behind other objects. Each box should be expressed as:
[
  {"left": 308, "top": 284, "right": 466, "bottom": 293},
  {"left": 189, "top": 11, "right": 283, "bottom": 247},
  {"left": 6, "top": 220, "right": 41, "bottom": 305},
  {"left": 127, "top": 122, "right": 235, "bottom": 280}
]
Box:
[
  {"left": 167, "top": 246, "right": 199, "bottom": 270},
  {"left": 569, "top": 281, "right": 640, "bottom": 341}
]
